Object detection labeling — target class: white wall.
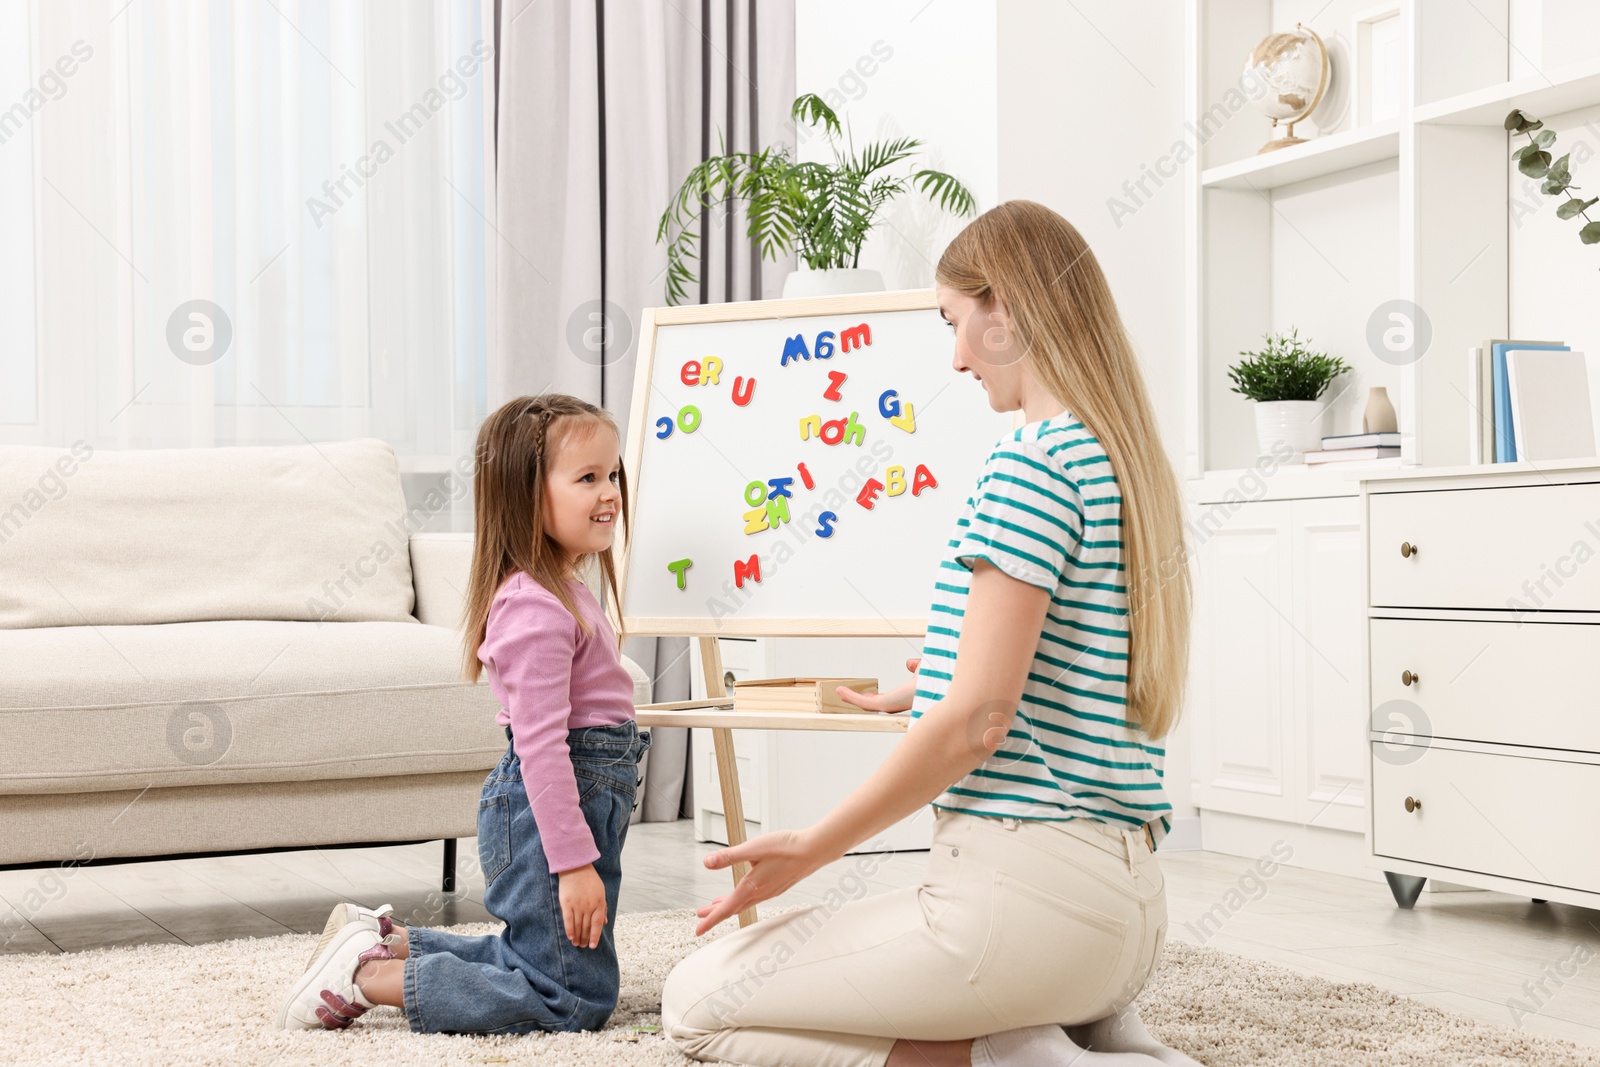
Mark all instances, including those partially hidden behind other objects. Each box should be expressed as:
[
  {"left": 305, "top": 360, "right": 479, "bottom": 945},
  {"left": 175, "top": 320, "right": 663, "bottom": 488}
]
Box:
[{"left": 794, "top": 0, "right": 1194, "bottom": 820}]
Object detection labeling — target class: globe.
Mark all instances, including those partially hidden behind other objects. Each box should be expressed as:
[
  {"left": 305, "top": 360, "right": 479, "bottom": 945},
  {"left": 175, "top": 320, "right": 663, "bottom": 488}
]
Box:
[{"left": 1246, "top": 29, "right": 1327, "bottom": 124}]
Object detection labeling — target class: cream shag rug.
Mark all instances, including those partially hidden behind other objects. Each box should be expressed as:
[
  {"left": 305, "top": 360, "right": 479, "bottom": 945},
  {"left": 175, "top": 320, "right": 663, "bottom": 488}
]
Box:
[{"left": 1, "top": 907, "right": 1595, "bottom": 1067}]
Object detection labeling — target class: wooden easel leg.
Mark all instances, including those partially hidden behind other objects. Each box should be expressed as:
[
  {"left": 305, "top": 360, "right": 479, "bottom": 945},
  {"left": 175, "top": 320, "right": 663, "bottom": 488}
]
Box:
[
  {"left": 699, "top": 635, "right": 759, "bottom": 928},
  {"left": 711, "top": 727, "right": 760, "bottom": 928}
]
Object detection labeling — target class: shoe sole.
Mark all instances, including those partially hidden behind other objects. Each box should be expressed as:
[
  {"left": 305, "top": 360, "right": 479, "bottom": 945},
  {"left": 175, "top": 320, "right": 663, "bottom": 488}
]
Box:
[
  {"left": 305, "top": 902, "right": 365, "bottom": 972},
  {"left": 277, "top": 921, "right": 377, "bottom": 1031}
]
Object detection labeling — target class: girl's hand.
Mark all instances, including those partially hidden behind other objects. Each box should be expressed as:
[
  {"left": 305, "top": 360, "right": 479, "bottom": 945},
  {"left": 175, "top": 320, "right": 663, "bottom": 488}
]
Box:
[
  {"left": 558, "top": 863, "right": 607, "bottom": 949},
  {"left": 834, "top": 656, "right": 920, "bottom": 714},
  {"left": 694, "top": 828, "right": 835, "bottom": 935}
]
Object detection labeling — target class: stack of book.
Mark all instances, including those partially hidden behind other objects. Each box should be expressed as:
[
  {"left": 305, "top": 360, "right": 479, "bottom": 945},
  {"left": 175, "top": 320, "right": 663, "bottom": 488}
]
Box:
[
  {"left": 1300, "top": 432, "right": 1401, "bottom": 464},
  {"left": 1466, "top": 338, "right": 1595, "bottom": 463},
  {"left": 730, "top": 676, "right": 879, "bottom": 715}
]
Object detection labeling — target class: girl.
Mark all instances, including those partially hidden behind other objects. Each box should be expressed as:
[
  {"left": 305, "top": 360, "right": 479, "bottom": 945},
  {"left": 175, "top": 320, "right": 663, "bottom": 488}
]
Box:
[
  {"left": 659, "top": 201, "right": 1205, "bottom": 1067},
  {"left": 276, "top": 392, "right": 652, "bottom": 1034}
]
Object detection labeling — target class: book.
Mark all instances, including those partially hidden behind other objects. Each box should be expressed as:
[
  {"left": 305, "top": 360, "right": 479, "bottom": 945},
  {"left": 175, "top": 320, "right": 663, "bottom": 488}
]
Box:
[
  {"left": 1302, "top": 446, "right": 1401, "bottom": 464},
  {"left": 1320, "top": 431, "right": 1401, "bottom": 450},
  {"left": 1506, "top": 348, "right": 1596, "bottom": 462},
  {"left": 1489, "top": 340, "right": 1569, "bottom": 461},
  {"left": 730, "top": 676, "right": 878, "bottom": 715}
]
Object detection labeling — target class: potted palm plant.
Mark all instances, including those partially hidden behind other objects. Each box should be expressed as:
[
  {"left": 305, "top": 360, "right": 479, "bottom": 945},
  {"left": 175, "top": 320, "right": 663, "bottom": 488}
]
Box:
[
  {"left": 656, "top": 93, "right": 977, "bottom": 304},
  {"left": 1228, "top": 328, "right": 1351, "bottom": 462}
]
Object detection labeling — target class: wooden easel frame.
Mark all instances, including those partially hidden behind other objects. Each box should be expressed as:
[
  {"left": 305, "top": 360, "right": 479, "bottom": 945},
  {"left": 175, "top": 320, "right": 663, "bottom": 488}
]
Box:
[{"left": 616, "top": 289, "right": 973, "bottom": 926}]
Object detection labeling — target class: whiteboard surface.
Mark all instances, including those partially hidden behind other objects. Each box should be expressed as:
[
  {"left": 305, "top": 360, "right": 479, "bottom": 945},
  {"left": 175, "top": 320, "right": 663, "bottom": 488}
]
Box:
[{"left": 621, "top": 297, "right": 1015, "bottom": 634}]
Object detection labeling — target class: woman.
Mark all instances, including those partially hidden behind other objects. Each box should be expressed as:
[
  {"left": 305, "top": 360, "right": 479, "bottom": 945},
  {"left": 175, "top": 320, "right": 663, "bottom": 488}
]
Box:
[{"left": 660, "top": 200, "right": 1202, "bottom": 1067}]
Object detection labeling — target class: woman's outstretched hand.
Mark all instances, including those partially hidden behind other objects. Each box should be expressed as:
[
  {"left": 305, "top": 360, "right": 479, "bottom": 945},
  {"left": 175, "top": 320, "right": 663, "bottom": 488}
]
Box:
[
  {"left": 834, "top": 656, "right": 920, "bottom": 714},
  {"left": 694, "top": 828, "right": 835, "bottom": 935}
]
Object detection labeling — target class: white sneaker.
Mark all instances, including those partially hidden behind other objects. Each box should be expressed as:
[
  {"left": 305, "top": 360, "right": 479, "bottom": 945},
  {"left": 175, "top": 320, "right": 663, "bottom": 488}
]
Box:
[
  {"left": 303, "top": 902, "right": 398, "bottom": 970},
  {"left": 276, "top": 922, "right": 394, "bottom": 1030}
]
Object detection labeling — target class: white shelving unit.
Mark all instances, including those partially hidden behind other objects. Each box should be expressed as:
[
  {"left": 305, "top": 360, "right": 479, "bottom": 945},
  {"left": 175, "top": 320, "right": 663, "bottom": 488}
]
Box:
[{"left": 1181, "top": 0, "right": 1600, "bottom": 875}]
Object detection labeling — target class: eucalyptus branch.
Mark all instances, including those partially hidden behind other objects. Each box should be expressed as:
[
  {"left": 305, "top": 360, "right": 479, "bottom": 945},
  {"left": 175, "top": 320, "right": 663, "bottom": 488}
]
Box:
[{"left": 1507, "top": 108, "right": 1600, "bottom": 250}]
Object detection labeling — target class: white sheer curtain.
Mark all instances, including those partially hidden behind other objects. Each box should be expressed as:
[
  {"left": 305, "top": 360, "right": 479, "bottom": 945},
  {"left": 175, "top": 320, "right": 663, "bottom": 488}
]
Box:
[{"left": 2, "top": 0, "right": 494, "bottom": 525}]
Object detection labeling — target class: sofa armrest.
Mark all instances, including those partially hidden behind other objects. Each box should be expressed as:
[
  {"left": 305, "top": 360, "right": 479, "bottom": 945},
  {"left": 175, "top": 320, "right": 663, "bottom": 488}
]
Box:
[{"left": 410, "top": 533, "right": 473, "bottom": 630}]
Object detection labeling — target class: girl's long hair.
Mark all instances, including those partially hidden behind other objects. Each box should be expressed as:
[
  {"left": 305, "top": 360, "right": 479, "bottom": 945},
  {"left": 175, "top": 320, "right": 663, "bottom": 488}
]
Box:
[
  {"left": 936, "top": 200, "right": 1192, "bottom": 740},
  {"left": 461, "top": 393, "right": 630, "bottom": 681}
]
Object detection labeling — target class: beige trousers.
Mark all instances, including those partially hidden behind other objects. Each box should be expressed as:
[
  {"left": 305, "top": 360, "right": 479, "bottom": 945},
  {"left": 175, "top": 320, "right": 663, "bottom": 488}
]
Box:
[{"left": 660, "top": 806, "right": 1168, "bottom": 1067}]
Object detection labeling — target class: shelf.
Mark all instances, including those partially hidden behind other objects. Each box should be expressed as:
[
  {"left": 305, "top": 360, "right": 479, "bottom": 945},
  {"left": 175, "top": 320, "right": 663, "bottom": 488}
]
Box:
[
  {"left": 1187, "top": 457, "right": 1406, "bottom": 504},
  {"left": 1416, "top": 57, "right": 1600, "bottom": 126},
  {"left": 1200, "top": 122, "right": 1400, "bottom": 191}
]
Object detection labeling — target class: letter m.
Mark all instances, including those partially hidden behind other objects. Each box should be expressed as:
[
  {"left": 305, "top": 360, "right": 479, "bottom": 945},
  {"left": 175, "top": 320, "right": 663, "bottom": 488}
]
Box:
[
  {"left": 733, "top": 553, "right": 762, "bottom": 589},
  {"left": 781, "top": 334, "right": 811, "bottom": 366},
  {"left": 839, "top": 323, "right": 871, "bottom": 353}
]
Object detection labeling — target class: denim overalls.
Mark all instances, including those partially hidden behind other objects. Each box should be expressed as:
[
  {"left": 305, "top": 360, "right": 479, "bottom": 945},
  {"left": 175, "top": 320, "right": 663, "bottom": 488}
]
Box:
[{"left": 400, "top": 720, "right": 652, "bottom": 1034}]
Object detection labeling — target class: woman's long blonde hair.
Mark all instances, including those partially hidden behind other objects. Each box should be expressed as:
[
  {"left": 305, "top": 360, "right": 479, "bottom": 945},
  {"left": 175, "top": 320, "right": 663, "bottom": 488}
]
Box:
[
  {"left": 461, "top": 393, "right": 630, "bottom": 681},
  {"left": 936, "top": 200, "right": 1191, "bottom": 740}
]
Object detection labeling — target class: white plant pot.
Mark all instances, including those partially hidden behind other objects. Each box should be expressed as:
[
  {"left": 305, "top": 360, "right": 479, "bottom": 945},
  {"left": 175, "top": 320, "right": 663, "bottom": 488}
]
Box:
[
  {"left": 1254, "top": 399, "right": 1326, "bottom": 463},
  {"left": 781, "top": 267, "right": 885, "bottom": 299}
]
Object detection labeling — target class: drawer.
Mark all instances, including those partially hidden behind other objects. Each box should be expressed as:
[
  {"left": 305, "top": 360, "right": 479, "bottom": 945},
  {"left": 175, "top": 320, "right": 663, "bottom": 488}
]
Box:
[
  {"left": 1368, "top": 483, "right": 1600, "bottom": 610},
  {"left": 1372, "top": 745, "right": 1600, "bottom": 892},
  {"left": 1370, "top": 618, "right": 1600, "bottom": 752}
]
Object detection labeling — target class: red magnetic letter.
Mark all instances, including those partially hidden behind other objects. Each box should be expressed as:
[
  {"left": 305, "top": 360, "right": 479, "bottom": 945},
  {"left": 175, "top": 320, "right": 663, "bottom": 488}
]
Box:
[
  {"left": 912, "top": 464, "right": 938, "bottom": 496},
  {"left": 823, "top": 370, "right": 847, "bottom": 401},
  {"left": 856, "top": 478, "right": 885, "bottom": 510},
  {"left": 733, "top": 554, "right": 762, "bottom": 588},
  {"left": 731, "top": 375, "right": 755, "bottom": 406}
]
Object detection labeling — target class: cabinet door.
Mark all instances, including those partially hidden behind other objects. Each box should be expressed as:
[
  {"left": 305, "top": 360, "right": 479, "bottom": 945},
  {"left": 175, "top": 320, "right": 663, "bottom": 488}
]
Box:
[
  {"left": 1289, "top": 496, "right": 1366, "bottom": 833},
  {"left": 1191, "top": 498, "right": 1293, "bottom": 818}
]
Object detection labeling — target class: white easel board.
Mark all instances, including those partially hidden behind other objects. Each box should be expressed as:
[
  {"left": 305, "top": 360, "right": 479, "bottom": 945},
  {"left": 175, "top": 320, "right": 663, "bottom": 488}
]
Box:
[{"left": 618, "top": 289, "right": 1018, "bottom": 637}]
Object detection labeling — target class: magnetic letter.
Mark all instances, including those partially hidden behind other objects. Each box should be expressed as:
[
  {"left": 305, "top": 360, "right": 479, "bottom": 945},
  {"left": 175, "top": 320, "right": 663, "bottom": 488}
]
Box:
[
  {"left": 878, "top": 389, "right": 900, "bottom": 418},
  {"left": 731, "top": 375, "right": 755, "bottom": 405},
  {"left": 667, "top": 558, "right": 692, "bottom": 589},
  {"left": 912, "top": 464, "right": 938, "bottom": 496},
  {"left": 781, "top": 334, "right": 811, "bottom": 366},
  {"left": 743, "top": 505, "right": 770, "bottom": 534},
  {"left": 765, "top": 495, "right": 791, "bottom": 527},
  {"left": 815, "top": 331, "right": 836, "bottom": 359},
  {"left": 744, "top": 480, "right": 768, "bottom": 507},
  {"left": 815, "top": 510, "right": 838, "bottom": 538},
  {"left": 797, "top": 461, "right": 815, "bottom": 490},
  {"left": 701, "top": 356, "right": 723, "bottom": 385},
  {"left": 767, "top": 476, "right": 794, "bottom": 499},
  {"left": 888, "top": 401, "right": 916, "bottom": 433},
  {"left": 885, "top": 465, "right": 906, "bottom": 497},
  {"left": 856, "top": 478, "right": 885, "bottom": 510},
  {"left": 840, "top": 322, "right": 871, "bottom": 353},
  {"left": 824, "top": 370, "right": 847, "bottom": 401},
  {"left": 680, "top": 360, "right": 701, "bottom": 386},
  {"left": 820, "top": 417, "right": 847, "bottom": 445},
  {"left": 679, "top": 405, "right": 702, "bottom": 433},
  {"left": 842, "top": 411, "right": 865, "bottom": 446},
  {"left": 734, "top": 554, "right": 762, "bottom": 588},
  {"left": 799, "top": 414, "right": 822, "bottom": 441},
  {"left": 654, "top": 416, "right": 674, "bottom": 439}
]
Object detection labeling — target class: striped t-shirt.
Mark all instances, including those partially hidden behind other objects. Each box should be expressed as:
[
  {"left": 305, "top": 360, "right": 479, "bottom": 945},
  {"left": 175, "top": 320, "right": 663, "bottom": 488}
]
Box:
[{"left": 908, "top": 412, "right": 1171, "bottom": 848}]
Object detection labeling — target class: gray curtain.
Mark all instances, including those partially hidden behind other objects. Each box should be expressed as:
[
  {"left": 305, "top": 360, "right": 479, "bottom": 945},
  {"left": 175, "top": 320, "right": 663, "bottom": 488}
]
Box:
[{"left": 493, "top": 0, "right": 795, "bottom": 820}]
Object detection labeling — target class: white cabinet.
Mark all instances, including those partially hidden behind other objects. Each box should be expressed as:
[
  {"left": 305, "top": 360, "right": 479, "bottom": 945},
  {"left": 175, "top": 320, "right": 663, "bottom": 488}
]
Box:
[
  {"left": 1361, "top": 463, "right": 1600, "bottom": 910},
  {"left": 687, "top": 637, "right": 932, "bottom": 854},
  {"left": 1189, "top": 489, "right": 1366, "bottom": 847}
]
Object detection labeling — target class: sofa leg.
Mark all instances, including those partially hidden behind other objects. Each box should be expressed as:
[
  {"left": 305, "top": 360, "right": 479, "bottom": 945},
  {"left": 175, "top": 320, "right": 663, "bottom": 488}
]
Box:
[{"left": 442, "top": 838, "right": 457, "bottom": 894}]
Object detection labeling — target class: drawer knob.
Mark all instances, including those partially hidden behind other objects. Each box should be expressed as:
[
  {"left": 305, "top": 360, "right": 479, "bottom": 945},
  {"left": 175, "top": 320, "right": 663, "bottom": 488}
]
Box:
[
  {"left": 1400, "top": 541, "right": 1419, "bottom": 558},
  {"left": 1401, "top": 670, "right": 1419, "bottom": 687},
  {"left": 1404, "top": 795, "right": 1422, "bottom": 813}
]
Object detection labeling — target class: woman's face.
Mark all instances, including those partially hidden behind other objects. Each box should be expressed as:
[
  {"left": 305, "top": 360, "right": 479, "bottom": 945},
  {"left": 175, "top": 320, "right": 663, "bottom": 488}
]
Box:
[{"left": 936, "top": 284, "right": 1025, "bottom": 413}]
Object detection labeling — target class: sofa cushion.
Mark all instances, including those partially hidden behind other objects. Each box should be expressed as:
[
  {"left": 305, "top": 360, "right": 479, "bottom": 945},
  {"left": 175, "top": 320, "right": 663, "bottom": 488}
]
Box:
[
  {"left": 0, "top": 619, "right": 511, "bottom": 795},
  {"left": 0, "top": 620, "right": 657, "bottom": 796},
  {"left": 0, "top": 438, "right": 417, "bottom": 628}
]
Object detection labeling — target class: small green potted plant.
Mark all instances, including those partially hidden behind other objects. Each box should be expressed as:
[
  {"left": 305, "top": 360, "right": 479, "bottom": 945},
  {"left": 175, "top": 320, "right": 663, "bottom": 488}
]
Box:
[
  {"left": 1227, "top": 328, "right": 1351, "bottom": 462},
  {"left": 656, "top": 93, "right": 976, "bottom": 304}
]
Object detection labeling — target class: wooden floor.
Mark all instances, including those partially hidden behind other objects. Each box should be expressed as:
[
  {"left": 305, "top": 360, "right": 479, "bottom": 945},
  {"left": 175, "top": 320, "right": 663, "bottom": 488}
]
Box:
[{"left": 3, "top": 819, "right": 1598, "bottom": 1050}]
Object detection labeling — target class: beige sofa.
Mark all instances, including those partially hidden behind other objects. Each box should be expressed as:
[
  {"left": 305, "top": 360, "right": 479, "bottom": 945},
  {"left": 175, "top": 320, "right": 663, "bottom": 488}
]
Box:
[{"left": 0, "top": 438, "right": 651, "bottom": 884}]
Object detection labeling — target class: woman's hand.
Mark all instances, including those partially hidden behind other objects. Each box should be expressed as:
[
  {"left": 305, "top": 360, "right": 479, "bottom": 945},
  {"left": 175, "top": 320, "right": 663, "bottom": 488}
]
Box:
[
  {"left": 834, "top": 656, "right": 920, "bottom": 714},
  {"left": 558, "top": 863, "right": 607, "bottom": 949},
  {"left": 694, "top": 828, "right": 836, "bottom": 935}
]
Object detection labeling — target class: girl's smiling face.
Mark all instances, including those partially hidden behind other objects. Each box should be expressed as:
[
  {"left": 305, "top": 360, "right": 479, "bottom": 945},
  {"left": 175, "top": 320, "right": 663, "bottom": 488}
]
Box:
[
  {"left": 542, "top": 420, "right": 622, "bottom": 570},
  {"left": 937, "top": 283, "right": 1025, "bottom": 413}
]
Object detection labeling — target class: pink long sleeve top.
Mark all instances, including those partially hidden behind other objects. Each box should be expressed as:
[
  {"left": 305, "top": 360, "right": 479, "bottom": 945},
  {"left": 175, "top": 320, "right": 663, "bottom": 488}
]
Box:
[{"left": 477, "top": 572, "right": 636, "bottom": 873}]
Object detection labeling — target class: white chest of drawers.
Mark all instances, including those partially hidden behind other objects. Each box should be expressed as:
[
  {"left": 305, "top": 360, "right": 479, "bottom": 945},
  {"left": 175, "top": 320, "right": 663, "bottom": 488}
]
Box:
[{"left": 1361, "top": 461, "right": 1600, "bottom": 910}]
